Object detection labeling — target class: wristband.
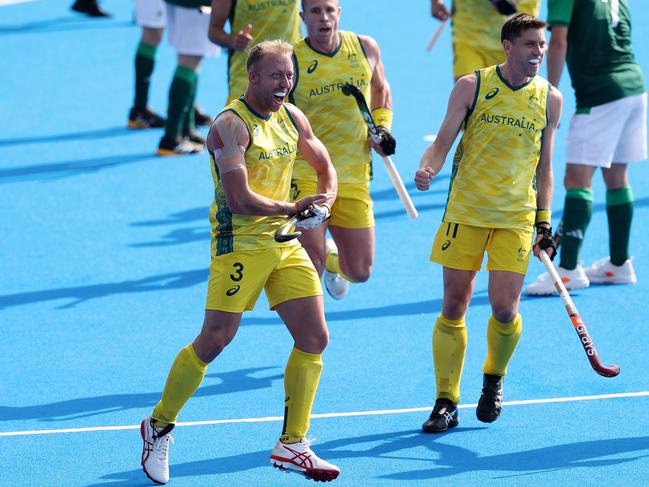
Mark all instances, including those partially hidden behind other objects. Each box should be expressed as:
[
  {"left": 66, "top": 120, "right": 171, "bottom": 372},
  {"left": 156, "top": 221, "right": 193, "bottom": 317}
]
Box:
[
  {"left": 535, "top": 209, "right": 551, "bottom": 226},
  {"left": 371, "top": 107, "right": 393, "bottom": 131}
]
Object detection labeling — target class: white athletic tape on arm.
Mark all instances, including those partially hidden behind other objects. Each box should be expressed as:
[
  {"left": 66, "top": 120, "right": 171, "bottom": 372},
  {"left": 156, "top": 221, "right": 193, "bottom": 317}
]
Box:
[{"left": 214, "top": 116, "right": 247, "bottom": 175}]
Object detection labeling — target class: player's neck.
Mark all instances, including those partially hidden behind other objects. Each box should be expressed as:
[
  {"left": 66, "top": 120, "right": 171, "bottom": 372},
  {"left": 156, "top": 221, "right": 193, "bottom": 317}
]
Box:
[
  {"left": 307, "top": 32, "right": 340, "bottom": 54},
  {"left": 242, "top": 92, "right": 272, "bottom": 118},
  {"left": 499, "top": 63, "right": 531, "bottom": 88}
]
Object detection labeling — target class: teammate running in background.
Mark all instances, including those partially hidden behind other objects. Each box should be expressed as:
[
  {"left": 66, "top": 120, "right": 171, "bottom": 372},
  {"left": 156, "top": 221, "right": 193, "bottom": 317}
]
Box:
[
  {"left": 208, "top": 0, "right": 301, "bottom": 104},
  {"left": 525, "top": 0, "right": 646, "bottom": 295},
  {"left": 415, "top": 13, "right": 561, "bottom": 432},
  {"left": 289, "top": 0, "right": 396, "bottom": 300},
  {"left": 139, "top": 40, "right": 339, "bottom": 484},
  {"left": 430, "top": 0, "right": 540, "bottom": 80}
]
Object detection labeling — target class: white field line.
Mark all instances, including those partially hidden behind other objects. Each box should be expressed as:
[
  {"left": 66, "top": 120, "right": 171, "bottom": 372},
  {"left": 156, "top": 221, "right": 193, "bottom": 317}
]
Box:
[
  {"left": 0, "top": 0, "right": 36, "bottom": 6},
  {"left": 1, "top": 390, "right": 648, "bottom": 438}
]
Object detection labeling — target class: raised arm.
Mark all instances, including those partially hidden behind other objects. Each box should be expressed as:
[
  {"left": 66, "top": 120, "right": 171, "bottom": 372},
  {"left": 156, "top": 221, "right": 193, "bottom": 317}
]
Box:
[
  {"left": 285, "top": 104, "right": 337, "bottom": 210},
  {"left": 208, "top": 0, "right": 253, "bottom": 51},
  {"left": 207, "top": 112, "right": 301, "bottom": 216},
  {"left": 414, "top": 74, "right": 477, "bottom": 190}
]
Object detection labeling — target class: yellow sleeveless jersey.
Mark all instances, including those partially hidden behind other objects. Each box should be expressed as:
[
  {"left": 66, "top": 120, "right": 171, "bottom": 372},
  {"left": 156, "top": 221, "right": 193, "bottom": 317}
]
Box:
[
  {"left": 444, "top": 65, "right": 550, "bottom": 229},
  {"left": 452, "top": 0, "right": 540, "bottom": 51},
  {"left": 227, "top": 0, "right": 301, "bottom": 103},
  {"left": 209, "top": 98, "right": 300, "bottom": 255},
  {"left": 290, "top": 31, "right": 373, "bottom": 185}
]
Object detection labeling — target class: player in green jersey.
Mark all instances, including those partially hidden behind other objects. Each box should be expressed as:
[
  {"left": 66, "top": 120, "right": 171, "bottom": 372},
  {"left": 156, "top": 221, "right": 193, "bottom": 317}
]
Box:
[{"left": 526, "top": 0, "right": 646, "bottom": 295}]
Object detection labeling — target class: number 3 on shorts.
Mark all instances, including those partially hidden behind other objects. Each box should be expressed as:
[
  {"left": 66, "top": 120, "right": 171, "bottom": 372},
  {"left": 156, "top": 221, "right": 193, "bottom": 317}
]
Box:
[{"left": 226, "top": 262, "right": 244, "bottom": 296}]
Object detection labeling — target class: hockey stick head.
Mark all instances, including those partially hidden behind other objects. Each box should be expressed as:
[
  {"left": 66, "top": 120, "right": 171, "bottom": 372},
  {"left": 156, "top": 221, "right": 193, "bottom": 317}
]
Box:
[
  {"left": 274, "top": 215, "right": 301, "bottom": 242},
  {"left": 589, "top": 356, "right": 620, "bottom": 377}
]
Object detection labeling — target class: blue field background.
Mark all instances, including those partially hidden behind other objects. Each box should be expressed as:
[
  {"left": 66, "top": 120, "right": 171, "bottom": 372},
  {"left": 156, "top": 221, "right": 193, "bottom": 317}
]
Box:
[{"left": 1, "top": 0, "right": 648, "bottom": 486}]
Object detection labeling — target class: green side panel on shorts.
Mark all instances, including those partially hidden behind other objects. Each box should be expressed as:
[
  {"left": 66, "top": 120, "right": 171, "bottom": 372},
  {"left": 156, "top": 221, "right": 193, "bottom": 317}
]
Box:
[{"left": 214, "top": 186, "right": 234, "bottom": 256}]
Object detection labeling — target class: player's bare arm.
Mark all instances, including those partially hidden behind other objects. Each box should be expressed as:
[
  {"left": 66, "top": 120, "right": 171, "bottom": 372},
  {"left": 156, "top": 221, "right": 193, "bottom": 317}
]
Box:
[
  {"left": 208, "top": 0, "right": 253, "bottom": 51},
  {"left": 532, "top": 85, "right": 563, "bottom": 259},
  {"left": 208, "top": 112, "right": 316, "bottom": 216},
  {"left": 415, "top": 74, "right": 477, "bottom": 191},
  {"left": 359, "top": 35, "right": 395, "bottom": 157},
  {"left": 546, "top": 26, "right": 568, "bottom": 87}
]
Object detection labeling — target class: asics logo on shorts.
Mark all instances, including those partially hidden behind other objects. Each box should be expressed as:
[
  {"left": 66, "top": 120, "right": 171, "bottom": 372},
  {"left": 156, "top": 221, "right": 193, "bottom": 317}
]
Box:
[
  {"left": 226, "top": 285, "right": 240, "bottom": 296},
  {"left": 441, "top": 240, "right": 451, "bottom": 251},
  {"left": 485, "top": 88, "right": 499, "bottom": 100}
]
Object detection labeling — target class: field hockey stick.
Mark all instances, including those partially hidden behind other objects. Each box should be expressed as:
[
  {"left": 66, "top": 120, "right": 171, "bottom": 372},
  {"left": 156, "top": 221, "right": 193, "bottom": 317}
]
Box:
[
  {"left": 341, "top": 84, "right": 419, "bottom": 219},
  {"left": 274, "top": 208, "right": 317, "bottom": 242},
  {"left": 539, "top": 250, "right": 620, "bottom": 378},
  {"left": 426, "top": 18, "right": 448, "bottom": 52}
]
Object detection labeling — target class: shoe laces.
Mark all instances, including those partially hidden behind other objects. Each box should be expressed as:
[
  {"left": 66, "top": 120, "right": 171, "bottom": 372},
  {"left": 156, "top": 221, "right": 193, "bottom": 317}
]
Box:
[{"left": 153, "top": 431, "right": 174, "bottom": 461}]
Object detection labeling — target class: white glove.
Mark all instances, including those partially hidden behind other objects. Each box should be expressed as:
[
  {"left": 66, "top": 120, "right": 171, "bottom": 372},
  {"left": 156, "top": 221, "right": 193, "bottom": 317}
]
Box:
[{"left": 294, "top": 204, "right": 331, "bottom": 229}]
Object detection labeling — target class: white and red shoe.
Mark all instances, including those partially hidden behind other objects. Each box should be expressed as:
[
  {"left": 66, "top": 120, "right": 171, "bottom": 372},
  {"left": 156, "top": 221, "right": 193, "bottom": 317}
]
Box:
[
  {"left": 141, "top": 416, "right": 174, "bottom": 485},
  {"left": 270, "top": 438, "right": 340, "bottom": 482},
  {"left": 585, "top": 257, "right": 637, "bottom": 285},
  {"left": 525, "top": 264, "right": 590, "bottom": 296}
]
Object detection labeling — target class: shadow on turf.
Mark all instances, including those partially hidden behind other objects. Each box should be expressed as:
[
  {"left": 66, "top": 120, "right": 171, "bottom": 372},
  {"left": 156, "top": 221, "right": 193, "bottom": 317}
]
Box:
[
  {"left": 0, "top": 269, "right": 208, "bottom": 309},
  {"left": 0, "top": 367, "right": 282, "bottom": 422},
  {"left": 0, "top": 126, "right": 136, "bottom": 147},
  {"left": 85, "top": 432, "right": 649, "bottom": 485},
  {"left": 0, "top": 17, "right": 133, "bottom": 36},
  {"left": 0, "top": 152, "right": 159, "bottom": 183}
]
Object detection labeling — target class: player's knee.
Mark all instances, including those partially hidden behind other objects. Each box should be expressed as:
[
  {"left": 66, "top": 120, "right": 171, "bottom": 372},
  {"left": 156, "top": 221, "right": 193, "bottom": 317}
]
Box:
[
  {"left": 348, "top": 267, "right": 371, "bottom": 283},
  {"left": 196, "top": 327, "right": 236, "bottom": 363},
  {"left": 297, "top": 329, "right": 329, "bottom": 354},
  {"left": 492, "top": 307, "right": 517, "bottom": 324}
]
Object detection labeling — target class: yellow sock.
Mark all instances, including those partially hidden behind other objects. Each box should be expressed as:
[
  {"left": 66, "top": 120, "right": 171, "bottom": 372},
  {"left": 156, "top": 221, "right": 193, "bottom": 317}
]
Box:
[
  {"left": 280, "top": 347, "right": 323, "bottom": 444},
  {"left": 325, "top": 248, "right": 357, "bottom": 283},
  {"left": 433, "top": 314, "right": 467, "bottom": 405},
  {"left": 483, "top": 314, "right": 523, "bottom": 376},
  {"left": 152, "top": 344, "right": 207, "bottom": 424}
]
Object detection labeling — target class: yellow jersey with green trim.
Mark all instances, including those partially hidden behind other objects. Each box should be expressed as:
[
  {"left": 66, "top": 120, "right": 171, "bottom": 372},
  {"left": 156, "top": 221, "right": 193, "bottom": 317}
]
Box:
[
  {"left": 227, "top": 0, "right": 301, "bottom": 103},
  {"left": 209, "top": 98, "right": 300, "bottom": 255},
  {"left": 452, "top": 0, "right": 540, "bottom": 52},
  {"left": 444, "top": 65, "right": 550, "bottom": 230},
  {"left": 290, "top": 31, "right": 373, "bottom": 185}
]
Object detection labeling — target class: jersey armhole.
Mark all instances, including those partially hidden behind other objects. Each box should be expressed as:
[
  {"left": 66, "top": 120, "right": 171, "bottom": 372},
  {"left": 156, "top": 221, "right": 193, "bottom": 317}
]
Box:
[
  {"left": 465, "top": 70, "right": 481, "bottom": 124},
  {"left": 289, "top": 52, "right": 299, "bottom": 104},
  {"left": 223, "top": 108, "right": 252, "bottom": 150},
  {"left": 283, "top": 105, "right": 300, "bottom": 134}
]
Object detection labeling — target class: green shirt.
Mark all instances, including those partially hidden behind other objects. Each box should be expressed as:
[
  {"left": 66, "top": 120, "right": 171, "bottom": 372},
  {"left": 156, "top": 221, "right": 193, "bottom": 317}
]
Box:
[
  {"left": 164, "top": 0, "right": 210, "bottom": 8},
  {"left": 547, "top": 0, "right": 645, "bottom": 109}
]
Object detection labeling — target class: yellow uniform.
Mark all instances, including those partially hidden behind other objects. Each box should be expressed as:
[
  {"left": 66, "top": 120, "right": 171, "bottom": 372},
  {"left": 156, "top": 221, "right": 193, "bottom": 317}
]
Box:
[
  {"left": 206, "top": 98, "right": 321, "bottom": 311},
  {"left": 431, "top": 65, "right": 550, "bottom": 274},
  {"left": 452, "top": 0, "right": 540, "bottom": 78},
  {"left": 227, "top": 0, "right": 301, "bottom": 103},
  {"left": 290, "top": 31, "right": 375, "bottom": 228}
]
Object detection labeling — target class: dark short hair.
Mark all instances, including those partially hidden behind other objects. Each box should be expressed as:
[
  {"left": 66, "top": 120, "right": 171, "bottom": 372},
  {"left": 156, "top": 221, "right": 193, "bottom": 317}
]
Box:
[{"left": 501, "top": 13, "right": 547, "bottom": 42}]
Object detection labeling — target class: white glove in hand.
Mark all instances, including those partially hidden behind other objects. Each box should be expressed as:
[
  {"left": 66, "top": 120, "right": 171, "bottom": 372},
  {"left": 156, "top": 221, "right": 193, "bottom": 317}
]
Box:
[{"left": 294, "top": 204, "right": 330, "bottom": 229}]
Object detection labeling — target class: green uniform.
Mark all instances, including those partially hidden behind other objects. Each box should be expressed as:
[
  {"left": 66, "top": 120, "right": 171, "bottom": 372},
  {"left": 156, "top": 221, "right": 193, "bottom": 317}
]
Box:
[
  {"left": 547, "top": 0, "right": 645, "bottom": 109},
  {"left": 209, "top": 98, "right": 300, "bottom": 256}
]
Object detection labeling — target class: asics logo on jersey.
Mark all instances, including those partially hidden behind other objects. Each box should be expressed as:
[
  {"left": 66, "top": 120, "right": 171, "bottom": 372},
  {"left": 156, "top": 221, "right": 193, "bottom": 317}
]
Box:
[
  {"left": 441, "top": 240, "right": 451, "bottom": 251},
  {"left": 485, "top": 88, "right": 499, "bottom": 100},
  {"left": 307, "top": 60, "right": 318, "bottom": 74}
]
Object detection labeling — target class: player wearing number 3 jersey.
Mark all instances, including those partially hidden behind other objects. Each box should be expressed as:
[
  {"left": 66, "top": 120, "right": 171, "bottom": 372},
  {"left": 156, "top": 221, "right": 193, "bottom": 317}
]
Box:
[
  {"left": 139, "top": 40, "right": 340, "bottom": 485},
  {"left": 414, "top": 14, "right": 562, "bottom": 433}
]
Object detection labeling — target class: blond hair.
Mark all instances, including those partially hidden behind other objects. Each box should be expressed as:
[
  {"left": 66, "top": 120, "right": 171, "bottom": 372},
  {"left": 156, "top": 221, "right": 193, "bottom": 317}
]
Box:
[{"left": 246, "top": 39, "right": 294, "bottom": 72}]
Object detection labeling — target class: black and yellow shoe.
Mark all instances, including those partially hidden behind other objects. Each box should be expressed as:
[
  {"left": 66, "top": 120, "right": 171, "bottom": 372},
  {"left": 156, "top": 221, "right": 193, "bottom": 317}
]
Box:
[
  {"left": 156, "top": 136, "right": 203, "bottom": 157},
  {"left": 422, "top": 398, "right": 459, "bottom": 433},
  {"left": 71, "top": 0, "right": 110, "bottom": 17},
  {"left": 128, "top": 107, "right": 166, "bottom": 129}
]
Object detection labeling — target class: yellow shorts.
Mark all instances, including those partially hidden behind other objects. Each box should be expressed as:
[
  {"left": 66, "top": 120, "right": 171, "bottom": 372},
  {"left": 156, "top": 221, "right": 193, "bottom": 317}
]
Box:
[
  {"left": 205, "top": 244, "right": 322, "bottom": 312},
  {"left": 291, "top": 179, "right": 374, "bottom": 229},
  {"left": 430, "top": 221, "right": 534, "bottom": 275},
  {"left": 453, "top": 42, "right": 505, "bottom": 79}
]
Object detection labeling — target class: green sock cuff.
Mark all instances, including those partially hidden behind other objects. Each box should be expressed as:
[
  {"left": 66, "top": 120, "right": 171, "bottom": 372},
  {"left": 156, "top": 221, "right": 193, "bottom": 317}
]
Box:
[
  {"left": 606, "top": 186, "right": 633, "bottom": 206},
  {"left": 566, "top": 187, "right": 593, "bottom": 201},
  {"left": 174, "top": 65, "right": 198, "bottom": 84},
  {"left": 137, "top": 42, "right": 157, "bottom": 59}
]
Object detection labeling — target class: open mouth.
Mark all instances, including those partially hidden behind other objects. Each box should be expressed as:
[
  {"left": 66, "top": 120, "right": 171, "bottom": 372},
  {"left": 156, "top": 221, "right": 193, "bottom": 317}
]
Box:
[
  {"left": 273, "top": 91, "right": 287, "bottom": 103},
  {"left": 319, "top": 26, "right": 332, "bottom": 34},
  {"left": 528, "top": 58, "right": 541, "bottom": 67}
]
